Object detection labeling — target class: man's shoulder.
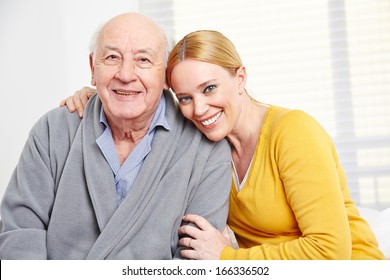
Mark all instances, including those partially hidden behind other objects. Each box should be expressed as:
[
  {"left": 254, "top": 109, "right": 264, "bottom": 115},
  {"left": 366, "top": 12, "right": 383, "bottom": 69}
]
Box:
[
  {"left": 41, "top": 106, "right": 82, "bottom": 128},
  {"left": 181, "top": 121, "right": 231, "bottom": 162},
  {"left": 29, "top": 106, "right": 84, "bottom": 142}
]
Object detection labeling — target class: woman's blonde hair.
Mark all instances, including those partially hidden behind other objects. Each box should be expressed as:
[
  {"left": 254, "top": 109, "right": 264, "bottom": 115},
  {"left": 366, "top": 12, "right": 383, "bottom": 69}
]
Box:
[{"left": 167, "top": 30, "right": 243, "bottom": 88}]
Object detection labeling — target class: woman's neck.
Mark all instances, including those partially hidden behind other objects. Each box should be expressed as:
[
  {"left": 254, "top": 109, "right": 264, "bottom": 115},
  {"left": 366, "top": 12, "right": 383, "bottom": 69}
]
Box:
[
  {"left": 227, "top": 96, "right": 269, "bottom": 182},
  {"left": 227, "top": 97, "right": 267, "bottom": 155}
]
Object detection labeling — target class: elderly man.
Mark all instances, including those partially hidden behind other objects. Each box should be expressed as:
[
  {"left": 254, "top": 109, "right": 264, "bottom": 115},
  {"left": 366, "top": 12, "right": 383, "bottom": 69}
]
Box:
[{"left": 0, "top": 13, "right": 231, "bottom": 259}]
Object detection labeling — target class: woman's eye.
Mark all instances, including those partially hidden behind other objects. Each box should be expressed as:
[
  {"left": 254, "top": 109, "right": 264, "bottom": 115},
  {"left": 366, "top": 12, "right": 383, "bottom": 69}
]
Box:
[
  {"left": 204, "top": 85, "right": 217, "bottom": 93},
  {"left": 178, "top": 96, "right": 192, "bottom": 103}
]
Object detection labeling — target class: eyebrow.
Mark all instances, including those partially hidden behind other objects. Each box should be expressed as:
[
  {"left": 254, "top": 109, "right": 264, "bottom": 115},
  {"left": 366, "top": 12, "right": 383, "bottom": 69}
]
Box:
[
  {"left": 175, "top": 79, "right": 218, "bottom": 95},
  {"left": 103, "top": 45, "right": 121, "bottom": 53},
  {"left": 133, "top": 48, "right": 157, "bottom": 57},
  {"left": 197, "top": 79, "right": 218, "bottom": 90},
  {"left": 102, "top": 46, "right": 157, "bottom": 58}
]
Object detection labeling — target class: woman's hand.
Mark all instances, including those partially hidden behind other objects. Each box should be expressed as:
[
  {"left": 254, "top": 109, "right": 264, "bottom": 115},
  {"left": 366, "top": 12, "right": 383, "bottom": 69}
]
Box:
[
  {"left": 178, "top": 214, "right": 232, "bottom": 260},
  {"left": 59, "top": 86, "right": 96, "bottom": 118}
]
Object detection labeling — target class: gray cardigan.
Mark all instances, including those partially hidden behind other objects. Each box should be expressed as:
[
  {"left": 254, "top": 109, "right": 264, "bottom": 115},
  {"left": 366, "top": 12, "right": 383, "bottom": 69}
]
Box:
[{"left": 0, "top": 91, "right": 231, "bottom": 259}]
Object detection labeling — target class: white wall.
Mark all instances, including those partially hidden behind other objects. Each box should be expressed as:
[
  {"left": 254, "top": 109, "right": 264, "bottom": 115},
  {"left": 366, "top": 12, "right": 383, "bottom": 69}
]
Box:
[{"left": 0, "top": 0, "right": 139, "bottom": 202}]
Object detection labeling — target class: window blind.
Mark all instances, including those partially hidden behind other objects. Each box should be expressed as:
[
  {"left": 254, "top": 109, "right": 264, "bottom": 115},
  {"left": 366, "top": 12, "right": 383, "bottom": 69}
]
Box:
[{"left": 140, "top": 0, "right": 390, "bottom": 210}]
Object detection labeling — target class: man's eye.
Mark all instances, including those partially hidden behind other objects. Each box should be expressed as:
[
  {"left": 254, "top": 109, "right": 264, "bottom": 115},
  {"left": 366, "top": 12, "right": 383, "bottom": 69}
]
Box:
[
  {"left": 134, "top": 57, "right": 154, "bottom": 69},
  {"left": 107, "top": 55, "right": 118, "bottom": 60},
  {"left": 103, "top": 55, "right": 120, "bottom": 65},
  {"left": 139, "top": 57, "right": 150, "bottom": 62}
]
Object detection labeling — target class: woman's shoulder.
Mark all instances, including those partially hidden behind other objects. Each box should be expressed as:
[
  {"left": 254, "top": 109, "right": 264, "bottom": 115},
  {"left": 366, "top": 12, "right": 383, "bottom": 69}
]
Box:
[
  {"left": 270, "top": 105, "right": 308, "bottom": 119},
  {"left": 267, "top": 105, "right": 320, "bottom": 129},
  {"left": 264, "top": 105, "right": 330, "bottom": 143}
]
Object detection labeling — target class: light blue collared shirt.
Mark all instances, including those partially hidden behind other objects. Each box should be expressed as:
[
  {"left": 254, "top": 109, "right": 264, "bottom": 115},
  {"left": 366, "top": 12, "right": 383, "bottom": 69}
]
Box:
[{"left": 96, "top": 95, "right": 170, "bottom": 205}]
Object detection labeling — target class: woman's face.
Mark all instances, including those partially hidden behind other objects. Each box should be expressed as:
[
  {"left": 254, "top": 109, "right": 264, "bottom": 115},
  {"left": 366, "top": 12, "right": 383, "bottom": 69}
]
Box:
[{"left": 170, "top": 59, "right": 245, "bottom": 142}]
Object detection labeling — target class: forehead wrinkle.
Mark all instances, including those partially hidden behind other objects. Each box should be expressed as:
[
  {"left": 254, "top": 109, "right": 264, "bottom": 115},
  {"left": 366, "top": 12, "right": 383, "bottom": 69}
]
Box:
[
  {"left": 102, "top": 45, "right": 121, "bottom": 53},
  {"left": 133, "top": 48, "right": 156, "bottom": 57},
  {"left": 101, "top": 41, "right": 159, "bottom": 55},
  {"left": 100, "top": 45, "right": 157, "bottom": 60}
]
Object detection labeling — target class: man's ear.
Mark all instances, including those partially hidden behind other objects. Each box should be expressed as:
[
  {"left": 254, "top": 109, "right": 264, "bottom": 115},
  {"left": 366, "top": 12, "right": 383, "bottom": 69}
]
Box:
[
  {"left": 163, "top": 72, "right": 170, "bottom": 90},
  {"left": 89, "top": 53, "right": 96, "bottom": 86}
]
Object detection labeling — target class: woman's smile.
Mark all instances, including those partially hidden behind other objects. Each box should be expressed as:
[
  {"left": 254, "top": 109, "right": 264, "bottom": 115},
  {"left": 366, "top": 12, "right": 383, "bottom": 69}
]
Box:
[{"left": 200, "top": 111, "right": 223, "bottom": 126}]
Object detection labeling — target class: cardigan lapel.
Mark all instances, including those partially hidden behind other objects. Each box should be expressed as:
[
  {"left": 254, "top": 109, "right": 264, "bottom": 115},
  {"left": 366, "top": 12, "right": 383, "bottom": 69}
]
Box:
[
  {"left": 85, "top": 91, "right": 183, "bottom": 259},
  {"left": 82, "top": 95, "right": 118, "bottom": 232}
]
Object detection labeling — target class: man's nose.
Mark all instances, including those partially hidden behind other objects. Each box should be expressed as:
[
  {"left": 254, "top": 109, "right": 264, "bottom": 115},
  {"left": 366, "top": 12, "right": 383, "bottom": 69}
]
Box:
[{"left": 115, "top": 60, "right": 136, "bottom": 82}]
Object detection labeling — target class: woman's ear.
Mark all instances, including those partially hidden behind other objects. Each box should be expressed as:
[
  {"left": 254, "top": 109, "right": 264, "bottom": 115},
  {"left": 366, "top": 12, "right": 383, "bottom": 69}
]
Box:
[
  {"left": 236, "top": 66, "right": 247, "bottom": 92},
  {"left": 89, "top": 53, "right": 96, "bottom": 86}
]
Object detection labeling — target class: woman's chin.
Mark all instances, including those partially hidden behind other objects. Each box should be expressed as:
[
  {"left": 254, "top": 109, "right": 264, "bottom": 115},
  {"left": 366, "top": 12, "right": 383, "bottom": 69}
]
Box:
[{"left": 203, "top": 132, "right": 226, "bottom": 143}]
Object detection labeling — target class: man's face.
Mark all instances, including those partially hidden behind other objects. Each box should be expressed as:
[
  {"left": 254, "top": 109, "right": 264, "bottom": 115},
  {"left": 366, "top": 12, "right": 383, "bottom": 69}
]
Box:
[{"left": 90, "top": 15, "right": 167, "bottom": 127}]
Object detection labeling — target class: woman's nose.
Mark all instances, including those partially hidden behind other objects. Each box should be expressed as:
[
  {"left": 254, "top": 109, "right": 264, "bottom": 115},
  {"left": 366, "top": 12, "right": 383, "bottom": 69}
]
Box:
[{"left": 194, "top": 97, "right": 209, "bottom": 117}]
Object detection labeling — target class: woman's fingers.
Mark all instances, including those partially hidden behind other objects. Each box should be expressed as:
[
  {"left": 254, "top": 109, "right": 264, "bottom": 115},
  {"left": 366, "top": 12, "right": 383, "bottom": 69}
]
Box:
[
  {"left": 178, "top": 237, "right": 199, "bottom": 260},
  {"left": 60, "top": 87, "right": 96, "bottom": 118},
  {"left": 79, "top": 87, "right": 95, "bottom": 108},
  {"left": 73, "top": 89, "right": 86, "bottom": 117},
  {"left": 178, "top": 215, "right": 229, "bottom": 260},
  {"left": 86, "top": 89, "right": 96, "bottom": 98},
  {"left": 180, "top": 248, "right": 197, "bottom": 260},
  {"left": 178, "top": 236, "right": 195, "bottom": 248},
  {"left": 179, "top": 223, "right": 201, "bottom": 239},
  {"left": 59, "top": 99, "right": 67, "bottom": 108},
  {"left": 182, "top": 214, "right": 213, "bottom": 231}
]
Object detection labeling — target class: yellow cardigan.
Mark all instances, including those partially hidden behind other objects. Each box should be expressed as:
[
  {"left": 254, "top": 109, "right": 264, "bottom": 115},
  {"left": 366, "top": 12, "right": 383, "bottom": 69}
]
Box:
[{"left": 221, "top": 106, "right": 384, "bottom": 259}]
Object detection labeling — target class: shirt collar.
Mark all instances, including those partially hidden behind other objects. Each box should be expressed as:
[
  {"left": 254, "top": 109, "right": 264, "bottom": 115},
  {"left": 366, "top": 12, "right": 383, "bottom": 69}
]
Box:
[{"left": 99, "top": 94, "right": 170, "bottom": 133}]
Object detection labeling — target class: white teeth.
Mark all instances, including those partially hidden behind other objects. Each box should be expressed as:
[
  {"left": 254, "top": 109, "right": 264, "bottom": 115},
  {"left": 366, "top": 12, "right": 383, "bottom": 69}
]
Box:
[
  {"left": 201, "top": 111, "right": 222, "bottom": 126},
  {"left": 116, "top": 91, "right": 139, "bottom": 96}
]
